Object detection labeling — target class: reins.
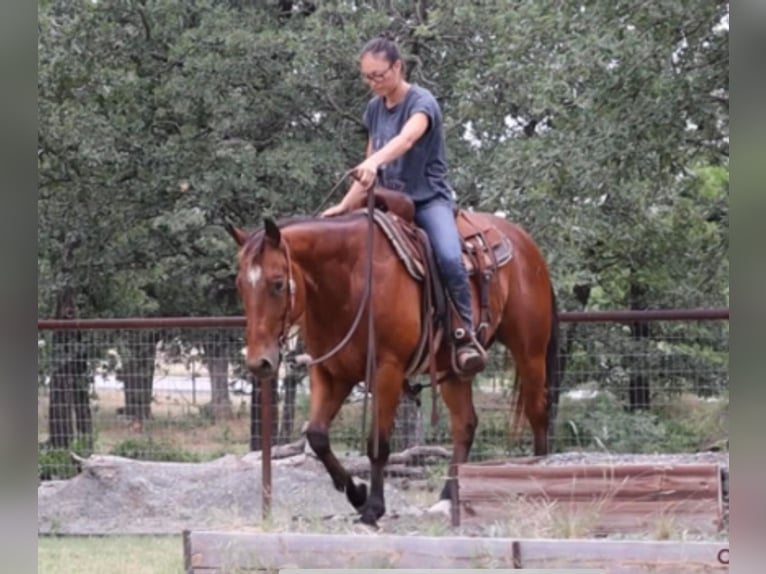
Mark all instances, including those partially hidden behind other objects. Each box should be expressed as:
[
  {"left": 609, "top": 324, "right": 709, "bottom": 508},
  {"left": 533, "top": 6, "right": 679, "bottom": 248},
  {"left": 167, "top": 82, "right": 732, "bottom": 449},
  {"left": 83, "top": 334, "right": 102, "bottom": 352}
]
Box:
[
  {"left": 310, "top": 169, "right": 357, "bottom": 217},
  {"left": 292, "top": 173, "right": 376, "bottom": 370},
  {"left": 289, "top": 171, "right": 381, "bottom": 458}
]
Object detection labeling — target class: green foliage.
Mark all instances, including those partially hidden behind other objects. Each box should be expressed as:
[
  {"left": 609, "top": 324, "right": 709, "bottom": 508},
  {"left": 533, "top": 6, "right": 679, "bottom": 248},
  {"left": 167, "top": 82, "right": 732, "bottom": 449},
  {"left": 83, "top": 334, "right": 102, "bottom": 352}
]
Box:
[
  {"left": 109, "top": 437, "right": 202, "bottom": 462},
  {"left": 38, "top": 0, "right": 729, "bottom": 322},
  {"left": 38, "top": 1, "right": 729, "bottom": 430},
  {"left": 553, "top": 391, "right": 728, "bottom": 453},
  {"left": 556, "top": 392, "right": 669, "bottom": 453},
  {"left": 38, "top": 438, "right": 92, "bottom": 480},
  {"left": 39, "top": 448, "right": 80, "bottom": 481}
]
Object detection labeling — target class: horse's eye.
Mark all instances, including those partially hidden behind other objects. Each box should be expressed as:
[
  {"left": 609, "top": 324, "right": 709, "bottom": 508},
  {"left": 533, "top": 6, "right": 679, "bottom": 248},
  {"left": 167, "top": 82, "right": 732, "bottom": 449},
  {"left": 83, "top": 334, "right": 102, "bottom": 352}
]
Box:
[{"left": 271, "top": 278, "right": 286, "bottom": 294}]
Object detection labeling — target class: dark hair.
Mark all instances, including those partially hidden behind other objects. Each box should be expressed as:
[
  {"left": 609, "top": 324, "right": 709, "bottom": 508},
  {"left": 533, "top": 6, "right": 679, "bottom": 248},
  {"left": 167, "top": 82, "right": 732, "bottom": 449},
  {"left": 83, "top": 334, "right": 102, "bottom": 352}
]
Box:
[{"left": 360, "top": 34, "right": 401, "bottom": 65}]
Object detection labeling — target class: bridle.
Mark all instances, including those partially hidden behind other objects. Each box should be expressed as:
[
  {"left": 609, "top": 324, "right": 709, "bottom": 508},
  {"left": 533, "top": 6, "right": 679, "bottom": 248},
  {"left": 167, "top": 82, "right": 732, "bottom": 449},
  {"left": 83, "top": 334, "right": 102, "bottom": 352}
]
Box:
[
  {"left": 274, "top": 239, "right": 297, "bottom": 351},
  {"left": 246, "top": 171, "right": 376, "bottom": 370},
  {"left": 277, "top": 173, "right": 378, "bottom": 371},
  {"left": 260, "top": 174, "right": 381, "bottom": 456}
]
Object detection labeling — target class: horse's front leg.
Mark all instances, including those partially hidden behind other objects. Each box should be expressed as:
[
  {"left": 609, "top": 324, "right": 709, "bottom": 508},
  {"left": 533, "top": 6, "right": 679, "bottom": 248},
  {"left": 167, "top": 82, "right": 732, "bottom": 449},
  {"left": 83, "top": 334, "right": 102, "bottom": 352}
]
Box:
[
  {"left": 359, "top": 362, "right": 404, "bottom": 526},
  {"left": 305, "top": 369, "right": 367, "bottom": 512}
]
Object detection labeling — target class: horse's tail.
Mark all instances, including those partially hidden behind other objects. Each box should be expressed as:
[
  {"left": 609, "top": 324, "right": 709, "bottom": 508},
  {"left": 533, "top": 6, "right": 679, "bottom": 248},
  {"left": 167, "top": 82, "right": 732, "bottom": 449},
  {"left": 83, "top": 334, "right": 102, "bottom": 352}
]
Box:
[
  {"left": 508, "top": 364, "right": 524, "bottom": 443},
  {"left": 545, "top": 284, "right": 562, "bottom": 453}
]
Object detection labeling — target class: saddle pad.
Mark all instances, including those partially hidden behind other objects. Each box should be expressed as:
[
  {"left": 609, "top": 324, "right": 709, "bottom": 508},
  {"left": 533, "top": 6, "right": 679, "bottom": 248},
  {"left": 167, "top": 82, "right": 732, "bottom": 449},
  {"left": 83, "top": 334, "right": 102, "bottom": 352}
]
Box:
[{"left": 371, "top": 210, "right": 513, "bottom": 281}]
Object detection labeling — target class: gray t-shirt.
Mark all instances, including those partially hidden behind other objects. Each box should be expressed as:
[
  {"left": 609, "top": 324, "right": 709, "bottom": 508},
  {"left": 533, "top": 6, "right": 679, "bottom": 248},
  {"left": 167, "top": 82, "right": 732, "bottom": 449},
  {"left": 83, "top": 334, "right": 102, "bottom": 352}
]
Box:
[{"left": 362, "top": 84, "right": 455, "bottom": 206}]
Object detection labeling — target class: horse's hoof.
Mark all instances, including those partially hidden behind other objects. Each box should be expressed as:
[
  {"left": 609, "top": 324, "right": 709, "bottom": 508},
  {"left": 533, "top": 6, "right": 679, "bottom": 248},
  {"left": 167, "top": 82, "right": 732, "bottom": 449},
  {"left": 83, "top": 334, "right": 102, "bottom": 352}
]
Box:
[
  {"left": 426, "top": 499, "right": 451, "bottom": 516},
  {"left": 359, "top": 500, "right": 385, "bottom": 522},
  {"left": 358, "top": 510, "right": 381, "bottom": 528},
  {"left": 347, "top": 481, "right": 368, "bottom": 510},
  {"left": 354, "top": 516, "right": 379, "bottom": 529}
]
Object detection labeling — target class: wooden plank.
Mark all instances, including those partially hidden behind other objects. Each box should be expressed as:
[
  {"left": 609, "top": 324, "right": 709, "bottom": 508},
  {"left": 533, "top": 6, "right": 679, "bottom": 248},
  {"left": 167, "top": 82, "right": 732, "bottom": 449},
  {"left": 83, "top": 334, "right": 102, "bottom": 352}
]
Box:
[
  {"left": 467, "top": 455, "right": 549, "bottom": 466},
  {"left": 461, "top": 484, "right": 718, "bottom": 501},
  {"left": 461, "top": 500, "right": 721, "bottom": 535},
  {"left": 458, "top": 462, "right": 721, "bottom": 480},
  {"left": 183, "top": 531, "right": 729, "bottom": 574},
  {"left": 185, "top": 531, "right": 516, "bottom": 571},
  {"left": 457, "top": 462, "right": 723, "bottom": 534},
  {"left": 458, "top": 464, "right": 721, "bottom": 503},
  {"left": 462, "top": 498, "right": 721, "bottom": 519},
  {"left": 183, "top": 530, "right": 193, "bottom": 573},
  {"left": 517, "top": 538, "right": 728, "bottom": 573}
]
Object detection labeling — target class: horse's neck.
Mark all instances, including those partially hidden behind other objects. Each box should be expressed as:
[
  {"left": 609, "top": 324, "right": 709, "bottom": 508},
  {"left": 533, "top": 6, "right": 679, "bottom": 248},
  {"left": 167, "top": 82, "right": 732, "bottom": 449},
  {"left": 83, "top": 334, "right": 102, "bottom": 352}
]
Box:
[
  {"left": 286, "top": 221, "right": 360, "bottom": 291},
  {"left": 285, "top": 220, "right": 367, "bottom": 334}
]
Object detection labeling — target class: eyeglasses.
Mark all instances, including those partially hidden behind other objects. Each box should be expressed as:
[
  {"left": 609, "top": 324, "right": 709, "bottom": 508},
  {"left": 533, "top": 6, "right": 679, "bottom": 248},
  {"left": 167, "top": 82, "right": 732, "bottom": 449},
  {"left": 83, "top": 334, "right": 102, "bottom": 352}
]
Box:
[{"left": 362, "top": 63, "right": 393, "bottom": 83}]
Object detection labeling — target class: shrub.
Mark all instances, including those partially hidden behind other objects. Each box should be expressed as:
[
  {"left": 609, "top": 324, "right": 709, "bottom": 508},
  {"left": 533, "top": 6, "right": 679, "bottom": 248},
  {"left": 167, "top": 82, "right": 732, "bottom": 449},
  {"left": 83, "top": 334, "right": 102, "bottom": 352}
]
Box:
[
  {"left": 38, "top": 438, "right": 92, "bottom": 481},
  {"left": 110, "top": 437, "right": 201, "bottom": 462},
  {"left": 553, "top": 389, "right": 728, "bottom": 454}
]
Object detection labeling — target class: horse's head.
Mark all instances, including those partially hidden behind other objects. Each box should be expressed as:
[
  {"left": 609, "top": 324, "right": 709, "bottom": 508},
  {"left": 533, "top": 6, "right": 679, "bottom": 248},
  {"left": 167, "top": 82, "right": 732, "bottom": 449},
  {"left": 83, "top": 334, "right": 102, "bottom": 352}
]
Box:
[{"left": 227, "top": 217, "right": 296, "bottom": 379}]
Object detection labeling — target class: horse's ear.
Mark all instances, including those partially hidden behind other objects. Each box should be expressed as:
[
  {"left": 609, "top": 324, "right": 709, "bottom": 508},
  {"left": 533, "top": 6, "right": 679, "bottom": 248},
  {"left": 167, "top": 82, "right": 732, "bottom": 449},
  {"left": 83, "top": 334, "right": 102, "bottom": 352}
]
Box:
[
  {"left": 263, "top": 217, "right": 281, "bottom": 245},
  {"left": 224, "top": 220, "right": 249, "bottom": 247}
]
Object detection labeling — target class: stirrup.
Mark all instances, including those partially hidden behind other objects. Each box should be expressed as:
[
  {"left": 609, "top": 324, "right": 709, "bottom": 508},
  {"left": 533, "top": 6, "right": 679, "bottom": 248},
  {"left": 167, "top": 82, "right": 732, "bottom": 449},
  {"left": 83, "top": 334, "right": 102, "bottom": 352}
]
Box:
[
  {"left": 453, "top": 327, "right": 485, "bottom": 349},
  {"left": 452, "top": 328, "right": 488, "bottom": 375}
]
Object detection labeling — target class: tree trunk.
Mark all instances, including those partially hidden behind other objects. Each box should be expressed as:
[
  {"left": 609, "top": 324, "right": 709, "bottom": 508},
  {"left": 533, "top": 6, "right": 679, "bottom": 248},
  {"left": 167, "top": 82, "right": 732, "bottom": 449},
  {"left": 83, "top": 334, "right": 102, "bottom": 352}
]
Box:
[
  {"left": 561, "top": 283, "right": 592, "bottom": 389},
  {"left": 279, "top": 339, "right": 306, "bottom": 444},
  {"left": 627, "top": 279, "right": 651, "bottom": 411},
  {"left": 48, "top": 344, "right": 75, "bottom": 448},
  {"left": 47, "top": 286, "right": 89, "bottom": 449},
  {"left": 207, "top": 353, "right": 233, "bottom": 420},
  {"left": 279, "top": 372, "right": 299, "bottom": 444},
  {"left": 121, "top": 331, "right": 158, "bottom": 421},
  {"left": 73, "top": 383, "right": 93, "bottom": 451},
  {"left": 250, "top": 376, "right": 279, "bottom": 451},
  {"left": 392, "top": 393, "right": 423, "bottom": 451}
]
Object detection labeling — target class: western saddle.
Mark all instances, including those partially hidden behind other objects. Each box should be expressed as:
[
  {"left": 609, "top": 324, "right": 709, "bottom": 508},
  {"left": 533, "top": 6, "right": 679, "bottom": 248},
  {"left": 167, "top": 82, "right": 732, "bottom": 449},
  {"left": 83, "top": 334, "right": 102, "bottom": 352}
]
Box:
[{"left": 348, "top": 187, "right": 514, "bottom": 396}]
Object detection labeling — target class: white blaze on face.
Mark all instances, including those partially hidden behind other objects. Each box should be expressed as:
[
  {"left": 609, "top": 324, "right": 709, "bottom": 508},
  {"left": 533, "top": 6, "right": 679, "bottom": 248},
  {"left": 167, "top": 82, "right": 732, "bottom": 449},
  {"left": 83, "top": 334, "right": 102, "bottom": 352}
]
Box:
[{"left": 246, "top": 265, "right": 263, "bottom": 288}]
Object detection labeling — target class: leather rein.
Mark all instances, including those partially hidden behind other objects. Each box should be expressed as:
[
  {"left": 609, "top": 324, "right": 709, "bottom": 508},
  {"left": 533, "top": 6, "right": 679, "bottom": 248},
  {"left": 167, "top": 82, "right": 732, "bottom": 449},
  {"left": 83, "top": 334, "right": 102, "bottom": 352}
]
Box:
[
  {"left": 287, "top": 172, "right": 377, "bottom": 369},
  {"left": 275, "top": 172, "right": 382, "bottom": 456}
]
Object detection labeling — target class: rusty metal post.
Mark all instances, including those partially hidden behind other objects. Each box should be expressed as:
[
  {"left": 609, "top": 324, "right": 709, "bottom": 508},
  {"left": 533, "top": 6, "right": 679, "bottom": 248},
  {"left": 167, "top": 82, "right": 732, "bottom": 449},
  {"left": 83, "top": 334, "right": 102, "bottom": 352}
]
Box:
[
  {"left": 450, "top": 462, "right": 460, "bottom": 527},
  {"left": 261, "top": 375, "right": 273, "bottom": 521}
]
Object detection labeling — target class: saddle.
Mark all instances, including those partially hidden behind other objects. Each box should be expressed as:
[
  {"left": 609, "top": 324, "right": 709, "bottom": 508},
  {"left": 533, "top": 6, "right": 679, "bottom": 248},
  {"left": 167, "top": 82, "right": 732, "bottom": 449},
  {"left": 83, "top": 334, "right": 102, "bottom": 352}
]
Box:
[{"left": 348, "top": 187, "right": 514, "bottom": 387}]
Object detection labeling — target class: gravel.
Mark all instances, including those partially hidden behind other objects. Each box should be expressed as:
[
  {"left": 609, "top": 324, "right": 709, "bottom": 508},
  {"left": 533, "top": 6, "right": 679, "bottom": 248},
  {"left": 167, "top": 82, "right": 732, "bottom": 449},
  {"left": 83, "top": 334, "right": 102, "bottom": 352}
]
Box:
[
  {"left": 38, "top": 450, "right": 729, "bottom": 537},
  {"left": 38, "top": 452, "right": 418, "bottom": 535}
]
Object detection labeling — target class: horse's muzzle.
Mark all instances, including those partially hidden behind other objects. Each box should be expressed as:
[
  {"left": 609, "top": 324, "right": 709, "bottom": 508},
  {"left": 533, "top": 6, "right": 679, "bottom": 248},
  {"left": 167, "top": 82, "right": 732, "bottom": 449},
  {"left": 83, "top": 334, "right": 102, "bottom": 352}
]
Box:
[{"left": 246, "top": 354, "right": 278, "bottom": 378}]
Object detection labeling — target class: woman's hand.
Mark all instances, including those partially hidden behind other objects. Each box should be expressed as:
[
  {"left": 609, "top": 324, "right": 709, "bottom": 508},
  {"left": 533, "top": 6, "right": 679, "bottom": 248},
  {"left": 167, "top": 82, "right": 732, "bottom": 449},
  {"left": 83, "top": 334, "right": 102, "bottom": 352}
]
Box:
[
  {"left": 320, "top": 202, "right": 347, "bottom": 217},
  {"left": 352, "top": 158, "right": 379, "bottom": 189}
]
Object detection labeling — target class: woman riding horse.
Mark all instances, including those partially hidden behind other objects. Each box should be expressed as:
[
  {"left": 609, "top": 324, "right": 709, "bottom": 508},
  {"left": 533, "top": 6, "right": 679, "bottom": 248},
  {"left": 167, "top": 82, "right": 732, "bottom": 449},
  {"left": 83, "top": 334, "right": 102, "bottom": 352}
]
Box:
[{"left": 321, "top": 34, "right": 487, "bottom": 376}]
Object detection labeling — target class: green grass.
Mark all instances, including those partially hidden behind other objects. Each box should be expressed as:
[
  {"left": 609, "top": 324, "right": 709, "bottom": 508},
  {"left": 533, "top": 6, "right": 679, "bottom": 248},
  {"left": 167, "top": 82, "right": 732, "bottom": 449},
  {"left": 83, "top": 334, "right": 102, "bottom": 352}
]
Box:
[{"left": 38, "top": 536, "right": 183, "bottom": 574}]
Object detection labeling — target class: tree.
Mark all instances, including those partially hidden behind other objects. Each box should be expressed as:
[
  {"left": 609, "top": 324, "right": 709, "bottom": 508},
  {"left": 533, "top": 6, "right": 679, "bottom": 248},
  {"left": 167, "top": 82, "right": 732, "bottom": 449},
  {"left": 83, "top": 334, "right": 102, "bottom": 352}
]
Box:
[{"left": 39, "top": 1, "right": 728, "bottom": 433}]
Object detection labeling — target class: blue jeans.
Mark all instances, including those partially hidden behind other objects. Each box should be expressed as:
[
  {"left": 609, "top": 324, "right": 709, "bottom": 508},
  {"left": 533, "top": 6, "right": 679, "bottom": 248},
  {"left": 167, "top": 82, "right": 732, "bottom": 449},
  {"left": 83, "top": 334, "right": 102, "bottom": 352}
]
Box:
[{"left": 414, "top": 200, "right": 474, "bottom": 333}]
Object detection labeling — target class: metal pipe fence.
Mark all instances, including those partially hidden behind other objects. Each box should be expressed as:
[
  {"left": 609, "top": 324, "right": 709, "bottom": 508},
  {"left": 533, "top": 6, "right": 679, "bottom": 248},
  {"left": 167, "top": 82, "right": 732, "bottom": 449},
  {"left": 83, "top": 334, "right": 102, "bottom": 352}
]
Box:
[{"left": 37, "top": 309, "right": 728, "bottom": 481}]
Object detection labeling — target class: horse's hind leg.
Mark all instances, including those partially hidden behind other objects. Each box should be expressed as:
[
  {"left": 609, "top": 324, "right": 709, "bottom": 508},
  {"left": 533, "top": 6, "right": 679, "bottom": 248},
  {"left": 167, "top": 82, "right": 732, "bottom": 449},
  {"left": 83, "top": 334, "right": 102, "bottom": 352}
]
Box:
[
  {"left": 496, "top": 324, "right": 550, "bottom": 455},
  {"left": 305, "top": 371, "right": 367, "bottom": 511},
  {"left": 514, "top": 353, "right": 549, "bottom": 455},
  {"left": 431, "top": 375, "right": 478, "bottom": 512}
]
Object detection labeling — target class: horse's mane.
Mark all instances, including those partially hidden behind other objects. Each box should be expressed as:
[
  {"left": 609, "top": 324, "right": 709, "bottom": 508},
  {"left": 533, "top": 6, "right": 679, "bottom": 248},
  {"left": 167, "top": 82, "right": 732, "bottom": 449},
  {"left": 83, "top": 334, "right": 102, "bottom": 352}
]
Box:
[{"left": 240, "top": 211, "right": 368, "bottom": 258}]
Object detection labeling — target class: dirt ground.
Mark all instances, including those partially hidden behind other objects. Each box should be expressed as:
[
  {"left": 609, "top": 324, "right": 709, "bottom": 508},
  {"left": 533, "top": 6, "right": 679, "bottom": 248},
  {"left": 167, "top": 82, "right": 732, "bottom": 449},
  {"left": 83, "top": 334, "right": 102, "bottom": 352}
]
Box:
[{"left": 38, "top": 449, "right": 729, "bottom": 541}]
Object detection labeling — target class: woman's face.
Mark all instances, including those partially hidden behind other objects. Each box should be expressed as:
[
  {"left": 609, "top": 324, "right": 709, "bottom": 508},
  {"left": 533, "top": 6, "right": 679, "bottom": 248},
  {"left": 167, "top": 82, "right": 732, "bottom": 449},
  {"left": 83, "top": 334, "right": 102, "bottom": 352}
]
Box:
[{"left": 360, "top": 52, "right": 400, "bottom": 96}]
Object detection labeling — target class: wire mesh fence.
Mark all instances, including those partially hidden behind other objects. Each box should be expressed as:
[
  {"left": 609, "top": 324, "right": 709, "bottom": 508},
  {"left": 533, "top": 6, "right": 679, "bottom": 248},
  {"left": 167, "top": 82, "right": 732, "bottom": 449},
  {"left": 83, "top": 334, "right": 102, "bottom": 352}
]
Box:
[{"left": 37, "top": 311, "right": 728, "bottom": 482}]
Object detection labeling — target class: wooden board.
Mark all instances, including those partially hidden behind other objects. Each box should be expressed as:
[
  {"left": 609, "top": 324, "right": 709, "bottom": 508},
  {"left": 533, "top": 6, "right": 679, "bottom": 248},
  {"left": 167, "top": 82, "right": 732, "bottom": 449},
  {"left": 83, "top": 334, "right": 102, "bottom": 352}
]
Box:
[
  {"left": 457, "top": 462, "right": 724, "bottom": 535},
  {"left": 517, "top": 539, "right": 728, "bottom": 573},
  {"left": 183, "top": 531, "right": 728, "bottom": 573},
  {"left": 184, "top": 531, "right": 517, "bottom": 572}
]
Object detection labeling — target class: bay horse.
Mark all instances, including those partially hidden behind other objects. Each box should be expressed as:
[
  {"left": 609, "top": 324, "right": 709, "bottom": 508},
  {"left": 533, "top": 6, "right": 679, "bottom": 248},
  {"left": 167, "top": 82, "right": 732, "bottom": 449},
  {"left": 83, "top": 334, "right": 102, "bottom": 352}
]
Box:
[{"left": 226, "top": 190, "right": 560, "bottom": 527}]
